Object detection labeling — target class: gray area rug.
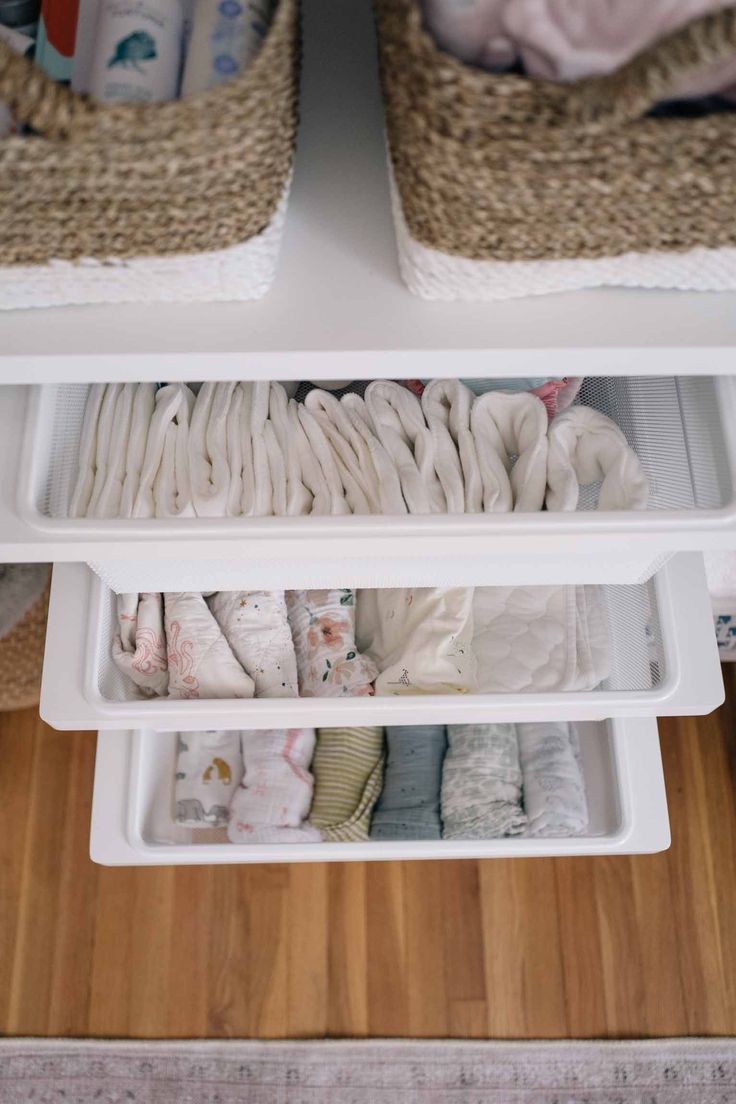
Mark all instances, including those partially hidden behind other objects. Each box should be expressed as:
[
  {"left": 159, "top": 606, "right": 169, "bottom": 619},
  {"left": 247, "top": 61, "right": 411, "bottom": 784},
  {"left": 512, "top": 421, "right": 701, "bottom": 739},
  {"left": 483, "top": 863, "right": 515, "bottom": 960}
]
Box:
[{"left": 1, "top": 1038, "right": 735, "bottom": 1104}]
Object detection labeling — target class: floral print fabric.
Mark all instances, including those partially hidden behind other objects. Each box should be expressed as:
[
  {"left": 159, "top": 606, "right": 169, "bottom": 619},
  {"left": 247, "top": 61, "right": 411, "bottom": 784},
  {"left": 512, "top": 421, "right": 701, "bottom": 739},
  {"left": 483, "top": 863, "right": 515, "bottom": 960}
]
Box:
[{"left": 286, "top": 589, "right": 378, "bottom": 697}]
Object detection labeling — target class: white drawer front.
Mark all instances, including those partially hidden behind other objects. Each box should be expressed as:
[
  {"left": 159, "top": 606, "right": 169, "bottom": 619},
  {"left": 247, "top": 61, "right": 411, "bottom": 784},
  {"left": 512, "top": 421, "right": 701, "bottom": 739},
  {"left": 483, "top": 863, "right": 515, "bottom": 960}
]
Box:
[
  {"left": 89, "top": 718, "right": 670, "bottom": 866},
  {"left": 4, "top": 376, "right": 736, "bottom": 588},
  {"left": 40, "top": 555, "right": 723, "bottom": 732}
]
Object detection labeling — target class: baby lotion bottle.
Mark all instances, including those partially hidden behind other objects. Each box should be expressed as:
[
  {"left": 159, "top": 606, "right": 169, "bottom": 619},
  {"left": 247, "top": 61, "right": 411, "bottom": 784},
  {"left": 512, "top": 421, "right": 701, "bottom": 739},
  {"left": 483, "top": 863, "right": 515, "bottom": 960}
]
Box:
[{"left": 88, "top": 0, "right": 184, "bottom": 103}]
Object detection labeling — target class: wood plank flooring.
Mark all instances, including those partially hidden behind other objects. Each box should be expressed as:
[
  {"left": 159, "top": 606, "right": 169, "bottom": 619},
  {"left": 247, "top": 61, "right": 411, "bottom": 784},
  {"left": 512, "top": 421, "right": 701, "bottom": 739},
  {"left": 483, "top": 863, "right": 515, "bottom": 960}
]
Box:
[{"left": 2, "top": 671, "right": 736, "bottom": 1038}]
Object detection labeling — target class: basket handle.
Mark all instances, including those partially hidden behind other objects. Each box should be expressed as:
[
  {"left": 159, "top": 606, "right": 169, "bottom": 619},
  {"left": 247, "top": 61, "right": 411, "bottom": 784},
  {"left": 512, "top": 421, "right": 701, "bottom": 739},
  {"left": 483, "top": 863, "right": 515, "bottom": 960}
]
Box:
[
  {"left": 565, "top": 6, "right": 736, "bottom": 127},
  {"left": 0, "top": 38, "right": 96, "bottom": 139}
]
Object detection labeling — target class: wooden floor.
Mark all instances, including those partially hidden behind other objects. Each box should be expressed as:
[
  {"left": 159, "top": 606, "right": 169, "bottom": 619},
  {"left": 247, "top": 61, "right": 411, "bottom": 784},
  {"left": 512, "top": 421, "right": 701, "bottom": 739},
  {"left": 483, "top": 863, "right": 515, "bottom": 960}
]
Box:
[{"left": 2, "top": 674, "right": 736, "bottom": 1039}]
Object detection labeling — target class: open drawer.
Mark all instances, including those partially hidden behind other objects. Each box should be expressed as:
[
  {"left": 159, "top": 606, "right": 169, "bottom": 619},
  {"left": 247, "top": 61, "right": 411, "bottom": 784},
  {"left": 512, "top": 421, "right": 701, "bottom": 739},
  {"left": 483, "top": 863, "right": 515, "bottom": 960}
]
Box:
[
  {"left": 40, "top": 555, "right": 723, "bottom": 732},
  {"left": 89, "top": 718, "right": 670, "bottom": 865},
  {"left": 5, "top": 375, "right": 736, "bottom": 588}
]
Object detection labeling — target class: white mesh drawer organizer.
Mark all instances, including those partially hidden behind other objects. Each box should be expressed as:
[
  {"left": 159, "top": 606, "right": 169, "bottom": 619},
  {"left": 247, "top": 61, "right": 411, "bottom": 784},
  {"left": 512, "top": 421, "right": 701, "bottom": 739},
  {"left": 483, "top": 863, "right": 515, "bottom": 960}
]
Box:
[
  {"left": 89, "top": 718, "right": 669, "bottom": 866},
  {"left": 39, "top": 556, "right": 723, "bottom": 732},
  {"left": 11, "top": 375, "right": 736, "bottom": 590}
]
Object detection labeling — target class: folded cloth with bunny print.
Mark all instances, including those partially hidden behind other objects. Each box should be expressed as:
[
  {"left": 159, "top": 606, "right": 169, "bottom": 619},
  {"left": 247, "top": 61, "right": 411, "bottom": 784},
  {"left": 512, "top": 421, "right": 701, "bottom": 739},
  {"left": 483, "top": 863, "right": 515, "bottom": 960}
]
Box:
[{"left": 357, "top": 587, "right": 476, "bottom": 695}]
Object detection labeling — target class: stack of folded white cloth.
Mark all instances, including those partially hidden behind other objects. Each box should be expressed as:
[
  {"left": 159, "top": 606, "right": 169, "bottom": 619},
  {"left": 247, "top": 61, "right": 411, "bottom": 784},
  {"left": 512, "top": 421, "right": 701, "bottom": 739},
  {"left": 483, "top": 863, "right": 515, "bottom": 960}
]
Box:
[{"left": 71, "top": 379, "right": 649, "bottom": 519}]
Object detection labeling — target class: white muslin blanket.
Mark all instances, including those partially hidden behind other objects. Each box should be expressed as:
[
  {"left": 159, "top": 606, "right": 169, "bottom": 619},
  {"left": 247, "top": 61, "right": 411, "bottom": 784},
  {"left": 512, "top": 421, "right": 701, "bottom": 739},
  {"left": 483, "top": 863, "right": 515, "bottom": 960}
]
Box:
[
  {"left": 357, "top": 587, "right": 477, "bottom": 695},
  {"left": 70, "top": 384, "right": 107, "bottom": 519},
  {"left": 228, "top": 728, "right": 322, "bottom": 844},
  {"left": 305, "top": 389, "right": 406, "bottom": 515},
  {"left": 208, "top": 590, "right": 299, "bottom": 698},
  {"left": 441, "top": 723, "right": 528, "bottom": 838},
  {"left": 518, "top": 721, "right": 588, "bottom": 837},
  {"left": 473, "top": 584, "right": 611, "bottom": 693},
  {"left": 364, "top": 380, "right": 445, "bottom": 513},
  {"left": 470, "top": 390, "right": 548, "bottom": 512},
  {"left": 189, "top": 382, "right": 237, "bottom": 517},
  {"left": 111, "top": 591, "right": 169, "bottom": 698},
  {"left": 133, "top": 383, "right": 196, "bottom": 519},
  {"left": 175, "top": 730, "right": 244, "bottom": 827},
  {"left": 269, "top": 383, "right": 314, "bottom": 516},
  {"left": 421, "top": 379, "right": 480, "bottom": 513},
  {"left": 85, "top": 383, "right": 128, "bottom": 519},
  {"left": 163, "top": 591, "right": 255, "bottom": 699},
  {"left": 546, "top": 406, "right": 649, "bottom": 512}
]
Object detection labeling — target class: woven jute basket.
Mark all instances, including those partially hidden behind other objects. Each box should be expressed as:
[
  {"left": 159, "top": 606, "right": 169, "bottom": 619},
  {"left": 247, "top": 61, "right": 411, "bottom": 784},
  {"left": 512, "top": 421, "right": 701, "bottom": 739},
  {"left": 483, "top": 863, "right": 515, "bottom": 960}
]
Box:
[
  {"left": 0, "top": 0, "right": 300, "bottom": 308},
  {"left": 375, "top": 0, "right": 736, "bottom": 300},
  {"left": 0, "top": 582, "right": 50, "bottom": 712}
]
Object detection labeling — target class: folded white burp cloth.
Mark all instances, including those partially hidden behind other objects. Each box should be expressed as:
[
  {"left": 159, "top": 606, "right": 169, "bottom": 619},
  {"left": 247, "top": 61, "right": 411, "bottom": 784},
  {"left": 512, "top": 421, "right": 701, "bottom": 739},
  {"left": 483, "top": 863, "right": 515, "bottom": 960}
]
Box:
[
  {"left": 85, "top": 383, "right": 124, "bottom": 518},
  {"left": 163, "top": 591, "right": 255, "bottom": 699},
  {"left": 305, "top": 389, "right": 375, "bottom": 514},
  {"left": 94, "top": 383, "right": 138, "bottom": 519},
  {"left": 297, "top": 403, "right": 352, "bottom": 516},
  {"left": 357, "top": 587, "right": 477, "bottom": 695},
  {"left": 133, "top": 383, "right": 196, "bottom": 519},
  {"left": 287, "top": 397, "right": 333, "bottom": 515},
  {"left": 69, "top": 384, "right": 107, "bottom": 518},
  {"left": 518, "top": 721, "right": 588, "bottom": 838},
  {"left": 287, "top": 589, "right": 378, "bottom": 696},
  {"left": 472, "top": 584, "right": 610, "bottom": 693},
  {"left": 175, "top": 730, "right": 244, "bottom": 827},
  {"left": 118, "top": 383, "right": 156, "bottom": 518},
  {"left": 269, "top": 383, "right": 313, "bottom": 516},
  {"left": 442, "top": 723, "right": 528, "bottom": 838},
  {"left": 421, "top": 379, "right": 477, "bottom": 513},
  {"left": 364, "top": 380, "right": 445, "bottom": 514},
  {"left": 111, "top": 591, "right": 169, "bottom": 698},
  {"left": 208, "top": 590, "right": 299, "bottom": 698},
  {"left": 228, "top": 728, "right": 322, "bottom": 844},
  {"left": 546, "top": 406, "right": 649, "bottom": 511},
  {"left": 188, "top": 381, "right": 236, "bottom": 517},
  {"left": 340, "top": 394, "right": 407, "bottom": 515},
  {"left": 471, "top": 390, "right": 548, "bottom": 512}
]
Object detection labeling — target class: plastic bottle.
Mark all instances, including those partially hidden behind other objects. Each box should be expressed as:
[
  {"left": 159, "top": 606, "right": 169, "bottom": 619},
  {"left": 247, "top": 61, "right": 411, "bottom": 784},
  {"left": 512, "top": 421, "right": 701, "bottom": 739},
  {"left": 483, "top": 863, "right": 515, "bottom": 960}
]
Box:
[{"left": 88, "top": 0, "right": 184, "bottom": 103}]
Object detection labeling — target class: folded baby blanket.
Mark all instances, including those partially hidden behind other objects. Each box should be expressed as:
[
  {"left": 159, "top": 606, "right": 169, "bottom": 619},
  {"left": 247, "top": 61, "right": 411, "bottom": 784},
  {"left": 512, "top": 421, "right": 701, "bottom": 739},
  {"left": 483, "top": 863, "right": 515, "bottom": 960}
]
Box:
[
  {"left": 546, "top": 406, "right": 649, "bottom": 512},
  {"left": 473, "top": 584, "right": 610, "bottom": 693},
  {"left": 269, "top": 383, "right": 314, "bottom": 516},
  {"left": 164, "top": 592, "right": 255, "bottom": 700},
  {"left": 208, "top": 590, "right": 299, "bottom": 698},
  {"left": 134, "top": 383, "right": 196, "bottom": 519},
  {"left": 442, "top": 723, "right": 527, "bottom": 838},
  {"left": 470, "top": 390, "right": 548, "bottom": 512},
  {"left": 370, "top": 724, "right": 447, "bottom": 839},
  {"left": 421, "top": 379, "right": 480, "bottom": 513},
  {"left": 189, "top": 382, "right": 237, "bottom": 518},
  {"left": 518, "top": 721, "right": 588, "bottom": 837},
  {"left": 357, "top": 587, "right": 477, "bottom": 695},
  {"left": 111, "top": 591, "right": 169, "bottom": 698},
  {"left": 175, "top": 730, "right": 243, "bottom": 827},
  {"left": 364, "top": 380, "right": 445, "bottom": 513},
  {"left": 287, "top": 589, "right": 378, "bottom": 696},
  {"left": 228, "top": 728, "right": 322, "bottom": 844},
  {"left": 309, "top": 726, "right": 385, "bottom": 841}
]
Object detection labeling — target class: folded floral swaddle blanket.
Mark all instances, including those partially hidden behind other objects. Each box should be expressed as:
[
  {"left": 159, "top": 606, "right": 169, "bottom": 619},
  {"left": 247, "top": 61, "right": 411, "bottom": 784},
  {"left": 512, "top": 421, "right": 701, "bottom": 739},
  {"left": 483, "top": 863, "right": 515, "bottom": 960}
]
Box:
[
  {"left": 228, "top": 728, "right": 321, "bottom": 844},
  {"left": 370, "top": 725, "right": 447, "bottom": 840},
  {"left": 209, "top": 590, "right": 299, "bottom": 698},
  {"left": 442, "top": 723, "right": 527, "bottom": 838},
  {"left": 518, "top": 721, "right": 588, "bottom": 837},
  {"left": 357, "top": 587, "right": 476, "bottom": 695},
  {"left": 287, "top": 589, "right": 378, "bottom": 696},
  {"left": 309, "top": 726, "right": 385, "bottom": 841},
  {"left": 175, "top": 730, "right": 243, "bottom": 827}
]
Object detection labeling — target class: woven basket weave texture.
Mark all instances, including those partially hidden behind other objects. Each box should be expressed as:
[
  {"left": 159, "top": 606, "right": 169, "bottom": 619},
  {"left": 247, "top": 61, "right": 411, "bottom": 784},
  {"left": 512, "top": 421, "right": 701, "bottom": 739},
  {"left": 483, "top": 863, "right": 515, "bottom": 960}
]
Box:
[
  {"left": 0, "top": 0, "right": 299, "bottom": 266},
  {"left": 375, "top": 0, "right": 736, "bottom": 263}
]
